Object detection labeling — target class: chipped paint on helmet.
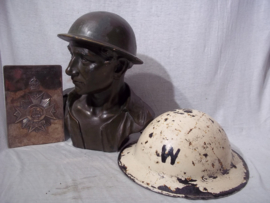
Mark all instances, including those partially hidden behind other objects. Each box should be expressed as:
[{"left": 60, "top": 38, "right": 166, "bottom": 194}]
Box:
[{"left": 118, "top": 109, "right": 249, "bottom": 199}]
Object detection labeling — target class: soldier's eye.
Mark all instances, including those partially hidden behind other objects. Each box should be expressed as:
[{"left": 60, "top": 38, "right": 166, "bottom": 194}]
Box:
[
  {"left": 81, "top": 56, "right": 91, "bottom": 64},
  {"left": 82, "top": 57, "right": 88, "bottom": 62}
]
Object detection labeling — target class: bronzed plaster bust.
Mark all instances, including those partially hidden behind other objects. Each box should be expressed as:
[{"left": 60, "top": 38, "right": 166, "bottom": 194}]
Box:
[{"left": 58, "top": 11, "right": 154, "bottom": 152}]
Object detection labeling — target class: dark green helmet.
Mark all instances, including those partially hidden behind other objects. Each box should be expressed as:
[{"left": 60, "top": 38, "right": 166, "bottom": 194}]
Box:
[{"left": 58, "top": 11, "right": 143, "bottom": 64}]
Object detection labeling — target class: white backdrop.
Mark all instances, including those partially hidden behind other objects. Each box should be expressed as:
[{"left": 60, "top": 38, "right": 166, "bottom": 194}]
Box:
[{"left": 0, "top": 0, "right": 269, "bottom": 202}]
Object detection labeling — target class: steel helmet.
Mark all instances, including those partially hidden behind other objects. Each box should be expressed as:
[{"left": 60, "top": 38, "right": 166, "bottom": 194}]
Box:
[
  {"left": 118, "top": 109, "right": 249, "bottom": 199},
  {"left": 58, "top": 11, "right": 143, "bottom": 64}
]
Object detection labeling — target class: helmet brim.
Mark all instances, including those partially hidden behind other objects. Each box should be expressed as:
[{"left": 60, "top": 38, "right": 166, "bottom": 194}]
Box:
[
  {"left": 58, "top": 33, "right": 143, "bottom": 65},
  {"left": 118, "top": 144, "right": 249, "bottom": 200}
]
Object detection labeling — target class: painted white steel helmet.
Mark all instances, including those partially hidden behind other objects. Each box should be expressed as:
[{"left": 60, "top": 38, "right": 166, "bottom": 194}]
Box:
[{"left": 118, "top": 109, "right": 249, "bottom": 199}]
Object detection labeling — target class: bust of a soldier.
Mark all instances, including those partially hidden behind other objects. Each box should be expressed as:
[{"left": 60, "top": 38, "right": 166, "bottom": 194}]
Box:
[{"left": 58, "top": 11, "right": 154, "bottom": 152}]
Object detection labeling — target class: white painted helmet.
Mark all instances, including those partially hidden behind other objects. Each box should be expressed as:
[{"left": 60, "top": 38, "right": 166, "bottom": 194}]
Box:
[{"left": 118, "top": 109, "right": 249, "bottom": 199}]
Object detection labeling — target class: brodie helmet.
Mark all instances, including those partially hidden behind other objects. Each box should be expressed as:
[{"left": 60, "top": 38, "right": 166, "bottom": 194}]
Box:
[
  {"left": 118, "top": 109, "right": 249, "bottom": 199},
  {"left": 58, "top": 11, "right": 143, "bottom": 64}
]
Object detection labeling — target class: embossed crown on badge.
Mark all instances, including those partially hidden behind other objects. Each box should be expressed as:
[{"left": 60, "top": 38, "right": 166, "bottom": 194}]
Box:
[{"left": 29, "top": 76, "right": 40, "bottom": 91}]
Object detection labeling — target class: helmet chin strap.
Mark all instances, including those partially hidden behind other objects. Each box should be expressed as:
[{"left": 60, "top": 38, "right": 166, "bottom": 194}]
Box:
[{"left": 114, "top": 58, "right": 129, "bottom": 80}]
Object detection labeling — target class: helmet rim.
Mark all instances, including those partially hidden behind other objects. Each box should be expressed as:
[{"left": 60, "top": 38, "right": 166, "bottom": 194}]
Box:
[
  {"left": 118, "top": 147, "right": 249, "bottom": 199},
  {"left": 58, "top": 33, "right": 143, "bottom": 64}
]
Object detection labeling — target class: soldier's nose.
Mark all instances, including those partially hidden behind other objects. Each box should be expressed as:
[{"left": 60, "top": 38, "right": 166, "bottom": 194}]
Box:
[{"left": 66, "top": 57, "right": 79, "bottom": 76}]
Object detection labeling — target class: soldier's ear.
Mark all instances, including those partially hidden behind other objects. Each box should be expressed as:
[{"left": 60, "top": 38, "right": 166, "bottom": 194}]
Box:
[{"left": 114, "top": 58, "right": 128, "bottom": 79}]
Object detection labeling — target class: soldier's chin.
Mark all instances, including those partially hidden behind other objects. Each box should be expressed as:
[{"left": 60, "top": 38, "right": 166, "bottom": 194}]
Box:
[
  {"left": 74, "top": 86, "right": 86, "bottom": 95},
  {"left": 74, "top": 83, "right": 112, "bottom": 95},
  {"left": 74, "top": 86, "right": 98, "bottom": 95}
]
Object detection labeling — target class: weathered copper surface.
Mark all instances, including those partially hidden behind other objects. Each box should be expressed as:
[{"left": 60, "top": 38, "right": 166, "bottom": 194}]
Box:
[
  {"left": 58, "top": 12, "right": 154, "bottom": 152},
  {"left": 4, "top": 65, "right": 64, "bottom": 148}
]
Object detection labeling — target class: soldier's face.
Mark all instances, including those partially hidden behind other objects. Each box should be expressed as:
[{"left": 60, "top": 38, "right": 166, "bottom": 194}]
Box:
[{"left": 66, "top": 44, "right": 118, "bottom": 95}]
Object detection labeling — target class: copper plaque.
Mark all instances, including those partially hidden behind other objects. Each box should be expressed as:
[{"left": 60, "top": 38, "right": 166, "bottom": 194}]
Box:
[{"left": 4, "top": 65, "right": 64, "bottom": 148}]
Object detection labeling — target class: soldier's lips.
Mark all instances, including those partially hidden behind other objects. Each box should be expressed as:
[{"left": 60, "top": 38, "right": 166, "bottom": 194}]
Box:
[{"left": 72, "top": 80, "right": 84, "bottom": 85}]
